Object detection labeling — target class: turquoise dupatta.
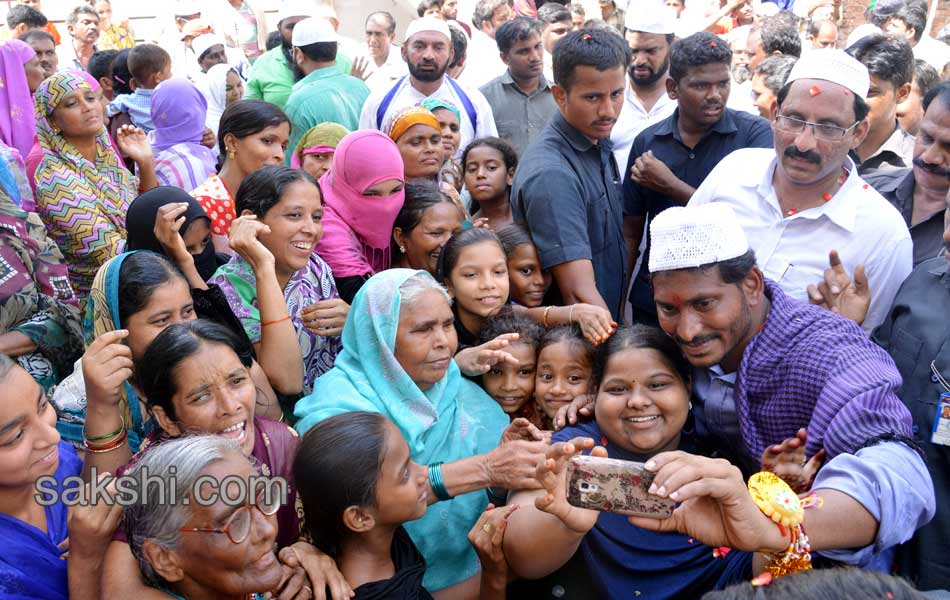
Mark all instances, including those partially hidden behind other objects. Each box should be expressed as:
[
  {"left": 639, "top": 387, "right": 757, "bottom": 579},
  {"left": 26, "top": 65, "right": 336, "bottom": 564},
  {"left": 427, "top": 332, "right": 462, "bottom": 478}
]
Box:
[{"left": 295, "top": 269, "right": 508, "bottom": 591}]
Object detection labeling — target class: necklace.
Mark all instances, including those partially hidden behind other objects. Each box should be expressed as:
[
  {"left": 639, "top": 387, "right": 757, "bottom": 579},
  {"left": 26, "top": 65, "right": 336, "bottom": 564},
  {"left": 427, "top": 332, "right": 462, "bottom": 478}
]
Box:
[{"left": 785, "top": 166, "right": 849, "bottom": 217}]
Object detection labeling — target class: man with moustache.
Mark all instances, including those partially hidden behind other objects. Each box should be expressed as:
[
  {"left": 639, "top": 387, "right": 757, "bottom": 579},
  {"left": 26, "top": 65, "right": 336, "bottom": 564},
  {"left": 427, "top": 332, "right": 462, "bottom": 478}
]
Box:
[
  {"left": 863, "top": 83, "right": 950, "bottom": 266},
  {"left": 644, "top": 201, "right": 934, "bottom": 571},
  {"left": 57, "top": 4, "right": 99, "bottom": 71},
  {"left": 362, "top": 11, "right": 408, "bottom": 93},
  {"left": 688, "top": 49, "right": 912, "bottom": 331},
  {"left": 624, "top": 32, "right": 772, "bottom": 325},
  {"left": 480, "top": 17, "right": 556, "bottom": 156},
  {"left": 609, "top": 7, "right": 677, "bottom": 176},
  {"left": 511, "top": 29, "right": 630, "bottom": 320},
  {"left": 359, "top": 17, "right": 497, "bottom": 158},
  {"left": 20, "top": 30, "right": 56, "bottom": 78}
]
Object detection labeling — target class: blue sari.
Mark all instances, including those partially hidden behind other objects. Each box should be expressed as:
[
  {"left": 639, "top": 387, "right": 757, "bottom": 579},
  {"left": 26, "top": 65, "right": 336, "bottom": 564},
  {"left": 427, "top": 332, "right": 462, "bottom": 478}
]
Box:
[
  {"left": 0, "top": 441, "right": 81, "bottom": 599},
  {"left": 295, "top": 269, "right": 508, "bottom": 592}
]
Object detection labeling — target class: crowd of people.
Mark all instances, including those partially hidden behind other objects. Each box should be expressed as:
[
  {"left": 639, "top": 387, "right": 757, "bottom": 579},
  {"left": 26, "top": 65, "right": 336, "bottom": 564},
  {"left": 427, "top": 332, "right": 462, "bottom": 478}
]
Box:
[{"left": 0, "top": 0, "right": 949, "bottom": 597}]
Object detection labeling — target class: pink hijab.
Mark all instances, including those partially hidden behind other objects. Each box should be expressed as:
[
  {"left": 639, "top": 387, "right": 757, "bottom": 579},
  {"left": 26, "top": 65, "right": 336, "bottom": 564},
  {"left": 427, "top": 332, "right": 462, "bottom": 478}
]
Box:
[
  {"left": 316, "top": 130, "right": 405, "bottom": 277},
  {"left": 0, "top": 40, "right": 37, "bottom": 158}
]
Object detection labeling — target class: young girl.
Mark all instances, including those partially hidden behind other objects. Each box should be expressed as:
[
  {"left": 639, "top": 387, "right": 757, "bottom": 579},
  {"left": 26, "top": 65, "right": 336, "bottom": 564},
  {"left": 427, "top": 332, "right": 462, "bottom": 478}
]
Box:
[
  {"left": 534, "top": 325, "right": 596, "bottom": 430},
  {"left": 294, "top": 411, "right": 515, "bottom": 600},
  {"left": 505, "top": 326, "right": 753, "bottom": 599},
  {"left": 478, "top": 311, "right": 545, "bottom": 426},
  {"left": 464, "top": 138, "right": 517, "bottom": 231},
  {"left": 496, "top": 223, "right": 550, "bottom": 308},
  {"left": 439, "top": 228, "right": 510, "bottom": 349},
  {"left": 496, "top": 223, "right": 617, "bottom": 346}
]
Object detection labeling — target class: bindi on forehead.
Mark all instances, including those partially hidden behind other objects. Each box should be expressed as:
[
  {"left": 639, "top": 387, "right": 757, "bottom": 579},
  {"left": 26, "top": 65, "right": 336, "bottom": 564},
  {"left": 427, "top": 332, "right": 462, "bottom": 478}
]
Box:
[{"left": 809, "top": 85, "right": 821, "bottom": 97}]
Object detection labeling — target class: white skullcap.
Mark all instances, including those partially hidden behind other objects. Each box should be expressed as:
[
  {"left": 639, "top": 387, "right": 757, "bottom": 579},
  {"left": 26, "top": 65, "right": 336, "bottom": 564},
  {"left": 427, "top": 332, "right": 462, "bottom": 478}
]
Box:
[
  {"left": 277, "top": 0, "right": 317, "bottom": 23},
  {"left": 624, "top": 2, "right": 676, "bottom": 34},
  {"left": 312, "top": 4, "right": 339, "bottom": 23},
  {"left": 785, "top": 49, "right": 870, "bottom": 101},
  {"left": 192, "top": 34, "right": 224, "bottom": 60},
  {"left": 845, "top": 23, "right": 882, "bottom": 48},
  {"left": 405, "top": 17, "right": 452, "bottom": 42},
  {"left": 292, "top": 17, "right": 337, "bottom": 46},
  {"left": 649, "top": 204, "right": 750, "bottom": 273}
]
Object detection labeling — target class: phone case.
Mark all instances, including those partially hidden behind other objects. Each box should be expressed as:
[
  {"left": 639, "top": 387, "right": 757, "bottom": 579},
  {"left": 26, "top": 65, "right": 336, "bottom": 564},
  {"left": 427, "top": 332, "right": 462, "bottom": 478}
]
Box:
[{"left": 565, "top": 455, "right": 675, "bottom": 518}]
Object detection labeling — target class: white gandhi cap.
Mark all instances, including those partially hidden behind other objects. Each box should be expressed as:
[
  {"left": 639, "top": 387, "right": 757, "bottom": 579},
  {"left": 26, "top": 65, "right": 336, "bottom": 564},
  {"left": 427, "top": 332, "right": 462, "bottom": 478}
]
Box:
[
  {"left": 405, "top": 17, "right": 452, "bottom": 42},
  {"left": 292, "top": 17, "right": 337, "bottom": 46},
  {"left": 649, "top": 204, "right": 750, "bottom": 273},
  {"left": 785, "top": 49, "right": 870, "bottom": 101},
  {"left": 624, "top": 2, "right": 677, "bottom": 34}
]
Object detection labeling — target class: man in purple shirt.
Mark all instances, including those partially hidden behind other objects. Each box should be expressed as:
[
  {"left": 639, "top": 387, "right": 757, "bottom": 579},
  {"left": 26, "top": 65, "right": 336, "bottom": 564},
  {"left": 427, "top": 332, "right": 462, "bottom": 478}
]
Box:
[{"left": 644, "top": 202, "right": 934, "bottom": 567}]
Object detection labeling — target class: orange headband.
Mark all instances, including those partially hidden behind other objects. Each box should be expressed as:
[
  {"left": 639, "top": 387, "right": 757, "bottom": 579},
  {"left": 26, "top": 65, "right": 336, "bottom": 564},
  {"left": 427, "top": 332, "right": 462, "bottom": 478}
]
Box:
[{"left": 387, "top": 107, "right": 440, "bottom": 142}]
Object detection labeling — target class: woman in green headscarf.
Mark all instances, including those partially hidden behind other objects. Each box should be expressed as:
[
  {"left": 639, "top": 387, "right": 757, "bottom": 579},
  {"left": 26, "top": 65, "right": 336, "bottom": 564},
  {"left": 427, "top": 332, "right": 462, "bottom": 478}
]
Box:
[
  {"left": 295, "top": 268, "right": 545, "bottom": 595},
  {"left": 290, "top": 121, "right": 349, "bottom": 180}
]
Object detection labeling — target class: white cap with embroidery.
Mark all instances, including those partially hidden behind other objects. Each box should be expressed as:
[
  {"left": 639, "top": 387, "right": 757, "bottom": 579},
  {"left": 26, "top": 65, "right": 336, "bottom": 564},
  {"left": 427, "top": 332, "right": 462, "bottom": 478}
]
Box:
[
  {"left": 649, "top": 204, "right": 750, "bottom": 273},
  {"left": 405, "top": 17, "right": 452, "bottom": 42},
  {"left": 786, "top": 49, "right": 871, "bottom": 101},
  {"left": 292, "top": 17, "right": 337, "bottom": 46}
]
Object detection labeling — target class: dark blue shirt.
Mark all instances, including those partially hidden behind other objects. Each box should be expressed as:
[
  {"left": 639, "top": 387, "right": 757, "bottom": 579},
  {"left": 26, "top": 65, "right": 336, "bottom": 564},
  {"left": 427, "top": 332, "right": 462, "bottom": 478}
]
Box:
[
  {"left": 552, "top": 420, "right": 751, "bottom": 599},
  {"left": 511, "top": 112, "right": 627, "bottom": 320},
  {"left": 623, "top": 107, "right": 773, "bottom": 320}
]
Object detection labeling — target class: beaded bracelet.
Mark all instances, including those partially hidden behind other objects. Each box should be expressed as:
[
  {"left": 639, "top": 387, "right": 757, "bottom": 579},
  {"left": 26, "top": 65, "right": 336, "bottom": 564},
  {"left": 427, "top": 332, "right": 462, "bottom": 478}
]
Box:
[
  {"left": 428, "top": 462, "right": 451, "bottom": 501},
  {"left": 83, "top": 415, "right": 126, "bottom": 442}
]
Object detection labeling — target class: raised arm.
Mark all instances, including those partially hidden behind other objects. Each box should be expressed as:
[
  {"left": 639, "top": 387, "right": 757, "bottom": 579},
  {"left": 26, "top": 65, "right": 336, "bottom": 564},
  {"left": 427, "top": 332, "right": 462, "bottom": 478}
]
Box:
[{"left": 228, "top": 215, "right": 304, "bottom": 396}]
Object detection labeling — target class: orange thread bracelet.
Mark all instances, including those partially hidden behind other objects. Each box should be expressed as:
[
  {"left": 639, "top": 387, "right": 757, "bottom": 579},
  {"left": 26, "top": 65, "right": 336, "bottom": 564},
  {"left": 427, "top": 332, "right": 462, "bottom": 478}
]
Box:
[{"left": 261, "top": 315, "right": 291, "bottom": 327}]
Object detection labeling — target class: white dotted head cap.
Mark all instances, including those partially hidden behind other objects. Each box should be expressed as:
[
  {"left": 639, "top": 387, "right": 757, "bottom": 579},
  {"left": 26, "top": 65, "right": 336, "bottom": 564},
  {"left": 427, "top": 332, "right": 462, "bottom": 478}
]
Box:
[{"left": 649, "top": 203, "right": 750, "bottom": 273}]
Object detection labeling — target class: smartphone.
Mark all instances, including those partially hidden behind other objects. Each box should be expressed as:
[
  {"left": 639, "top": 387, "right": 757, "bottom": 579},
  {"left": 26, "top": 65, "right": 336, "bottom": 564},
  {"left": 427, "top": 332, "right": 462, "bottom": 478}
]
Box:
[{"left": 565, "top": 455, "right": 675, "bottom": 519}]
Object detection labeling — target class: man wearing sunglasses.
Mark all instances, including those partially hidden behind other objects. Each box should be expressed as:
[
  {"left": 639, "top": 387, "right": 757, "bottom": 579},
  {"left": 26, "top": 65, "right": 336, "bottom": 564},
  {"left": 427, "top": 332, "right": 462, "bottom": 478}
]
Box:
[{"left": 687, "top": 49, "right": 912, "bottom": 332}]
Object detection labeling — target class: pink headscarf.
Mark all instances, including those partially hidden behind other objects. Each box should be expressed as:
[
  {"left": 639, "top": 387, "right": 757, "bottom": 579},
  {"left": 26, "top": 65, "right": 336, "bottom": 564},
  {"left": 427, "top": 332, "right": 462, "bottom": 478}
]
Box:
[
  {"left": 0, "top": 40, "right": 38, "bottom": 158},
  {"left": 317, "top": 131, "right": 405, "bottom": 276}
]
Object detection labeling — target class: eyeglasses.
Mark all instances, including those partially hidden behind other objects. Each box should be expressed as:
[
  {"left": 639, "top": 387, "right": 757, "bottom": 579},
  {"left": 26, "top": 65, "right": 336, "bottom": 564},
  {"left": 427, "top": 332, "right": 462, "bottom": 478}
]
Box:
[
  {"left": 178, "top": 482, "right": 282, "bottom": 544},
  {"left": 775, "top": 115, "right": 860, "bottom": 142}
]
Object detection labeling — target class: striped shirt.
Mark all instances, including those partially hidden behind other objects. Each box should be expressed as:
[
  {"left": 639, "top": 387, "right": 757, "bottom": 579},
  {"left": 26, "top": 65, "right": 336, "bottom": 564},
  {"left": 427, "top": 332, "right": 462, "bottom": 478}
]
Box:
[
  {"left": 709, "top": 279, "right": 914, "bottom": 471},
  {"left": 154, "top": 144, "right": 218, "bottom": 193}
]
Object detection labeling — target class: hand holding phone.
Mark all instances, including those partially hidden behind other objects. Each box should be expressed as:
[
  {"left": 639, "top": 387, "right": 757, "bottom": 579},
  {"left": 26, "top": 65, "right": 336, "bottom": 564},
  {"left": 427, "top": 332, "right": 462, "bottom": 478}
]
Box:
[{"left": 565, "top": 455, "right": 675, "bottom": 519}]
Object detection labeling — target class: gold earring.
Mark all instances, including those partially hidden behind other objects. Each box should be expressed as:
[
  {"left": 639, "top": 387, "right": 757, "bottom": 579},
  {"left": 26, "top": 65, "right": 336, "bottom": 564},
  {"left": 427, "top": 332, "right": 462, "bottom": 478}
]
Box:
[{"left": 227, "top": 148, "right": 236, "bottom": 160}]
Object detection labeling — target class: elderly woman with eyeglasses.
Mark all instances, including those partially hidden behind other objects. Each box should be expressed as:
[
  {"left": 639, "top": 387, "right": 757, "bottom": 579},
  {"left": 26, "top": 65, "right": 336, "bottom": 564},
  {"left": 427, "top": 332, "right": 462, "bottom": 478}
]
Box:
[{"left": 121, "top": 434, "right": 292, "bottom": 600}]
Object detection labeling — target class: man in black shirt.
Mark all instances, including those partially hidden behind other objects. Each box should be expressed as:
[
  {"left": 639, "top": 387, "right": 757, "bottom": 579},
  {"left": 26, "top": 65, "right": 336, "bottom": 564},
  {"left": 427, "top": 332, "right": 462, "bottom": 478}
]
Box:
[{"left": 623, "top": 32, "right": 773, "bottom": 325}]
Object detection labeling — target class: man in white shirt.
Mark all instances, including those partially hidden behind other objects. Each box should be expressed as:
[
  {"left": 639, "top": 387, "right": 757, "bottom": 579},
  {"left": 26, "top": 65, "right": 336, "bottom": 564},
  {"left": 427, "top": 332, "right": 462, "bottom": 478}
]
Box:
[
  {"left": 537, "top": 3, "right": 571, "bottom": 83},
  {"left": 688, "top": 49, "right": 912, "bottom": 331},
  {"left": 363, "top": 11, "right": 409, "bottom": 93},
  {"left": 610, "top": 6, "right": 677, "bottom": 174},
  {"left": 359, "top": 17, "right": 498, "bottom": 158},
  {"left": 458, "top": 0, "right": 513, "bottom": 89}
]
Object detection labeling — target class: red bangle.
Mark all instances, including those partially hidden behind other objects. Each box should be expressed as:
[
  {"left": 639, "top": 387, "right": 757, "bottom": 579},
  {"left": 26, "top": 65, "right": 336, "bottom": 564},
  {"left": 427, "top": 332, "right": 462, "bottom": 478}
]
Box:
[{"left": 261, "top": 315, "right": 291, "bottom": 327}]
